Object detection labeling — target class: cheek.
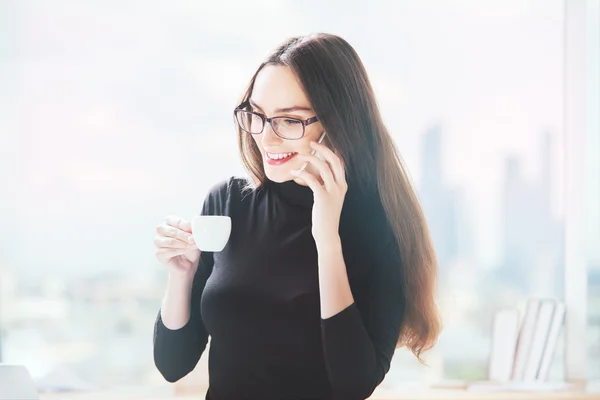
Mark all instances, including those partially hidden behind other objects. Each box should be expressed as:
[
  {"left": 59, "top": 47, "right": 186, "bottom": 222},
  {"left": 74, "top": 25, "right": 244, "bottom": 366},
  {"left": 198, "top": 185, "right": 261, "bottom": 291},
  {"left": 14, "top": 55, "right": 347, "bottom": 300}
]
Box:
[
  {"left": 289, "top": 139, "right": 310, "bottom": 155},
  {"left": 306, "top": 123, "right": 324, "bottom": 140},
  {"left": 251, "top": 135, "right": 262, "bottom": 151}
]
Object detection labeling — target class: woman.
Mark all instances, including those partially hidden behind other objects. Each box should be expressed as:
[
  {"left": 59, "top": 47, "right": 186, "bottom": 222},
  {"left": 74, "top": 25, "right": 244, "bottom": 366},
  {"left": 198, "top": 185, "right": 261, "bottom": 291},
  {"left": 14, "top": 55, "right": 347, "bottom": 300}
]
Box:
[{"left": 153, "top": 33, "right": 441, "bottom": 400}]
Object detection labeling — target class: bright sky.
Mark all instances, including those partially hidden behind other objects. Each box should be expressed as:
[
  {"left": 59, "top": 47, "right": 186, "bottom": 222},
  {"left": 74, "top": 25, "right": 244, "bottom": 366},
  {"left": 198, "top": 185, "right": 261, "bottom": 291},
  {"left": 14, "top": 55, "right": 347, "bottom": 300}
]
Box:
[{"left": 2, "top": 0, "right": 588, "bottom": 280}]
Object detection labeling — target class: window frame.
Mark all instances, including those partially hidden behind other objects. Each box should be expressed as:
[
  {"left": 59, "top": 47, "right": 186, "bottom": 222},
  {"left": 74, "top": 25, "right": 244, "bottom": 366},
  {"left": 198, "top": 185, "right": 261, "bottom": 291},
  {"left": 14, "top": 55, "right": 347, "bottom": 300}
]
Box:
[{"left": 563, "top": 0, "right": 599, "bottom": 382}]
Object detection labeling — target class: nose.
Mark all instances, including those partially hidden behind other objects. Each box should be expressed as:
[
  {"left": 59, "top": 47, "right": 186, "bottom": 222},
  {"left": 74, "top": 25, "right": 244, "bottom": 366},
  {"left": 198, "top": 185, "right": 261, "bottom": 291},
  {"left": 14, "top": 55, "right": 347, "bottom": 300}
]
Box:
[{"left": 261, "top": 122, "right": 283, "bottom": 148}]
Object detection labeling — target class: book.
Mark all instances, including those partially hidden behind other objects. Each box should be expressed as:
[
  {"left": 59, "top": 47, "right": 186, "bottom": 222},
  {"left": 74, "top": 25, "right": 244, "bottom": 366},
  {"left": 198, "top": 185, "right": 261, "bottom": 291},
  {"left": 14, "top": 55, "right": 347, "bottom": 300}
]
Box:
[
  {"left": 488, "top": 308, "right": 520, "bottom": 382},
  {"left": 511, "top": 298, "right": 541, "bottom": 380},
  {"left": 523, "top": 298, "right": 557, "bottom": 381},
  {"left": 0, "top": 364, "right": 39, "bottom": 400},
  {"left": 537, "top": 301, "right": 566, "bottom": 381}
]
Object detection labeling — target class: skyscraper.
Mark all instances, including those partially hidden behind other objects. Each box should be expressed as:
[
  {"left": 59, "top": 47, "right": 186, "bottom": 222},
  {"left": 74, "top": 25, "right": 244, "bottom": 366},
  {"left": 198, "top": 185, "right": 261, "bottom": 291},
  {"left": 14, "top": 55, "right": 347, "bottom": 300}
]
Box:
[
  {"left": 500, "top": 132, "right": 563, "bottom": 294},
  {"left": 418, "top": 125, "right": 470, "bottom": 278}
]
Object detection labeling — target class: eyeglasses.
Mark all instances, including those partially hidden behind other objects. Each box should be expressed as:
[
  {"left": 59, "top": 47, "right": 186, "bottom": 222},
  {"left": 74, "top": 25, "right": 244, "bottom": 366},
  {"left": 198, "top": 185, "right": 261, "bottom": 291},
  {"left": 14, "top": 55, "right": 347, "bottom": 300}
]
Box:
[{"left": 234, "top": 101, "right": 319, "bottom": 140}]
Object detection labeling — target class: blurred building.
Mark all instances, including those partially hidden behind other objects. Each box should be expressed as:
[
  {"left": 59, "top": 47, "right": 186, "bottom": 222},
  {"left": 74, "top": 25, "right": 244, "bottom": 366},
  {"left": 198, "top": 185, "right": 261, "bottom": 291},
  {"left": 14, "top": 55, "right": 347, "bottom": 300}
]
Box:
[
  {"left": 499, "top": 132, "right": 563, "bottom": 296},
  {"left": 418, "top": 124, "right": 472, "bottom": 280},
  {"left": 0, "top": 266, "right": 166, "bottom": 386}
]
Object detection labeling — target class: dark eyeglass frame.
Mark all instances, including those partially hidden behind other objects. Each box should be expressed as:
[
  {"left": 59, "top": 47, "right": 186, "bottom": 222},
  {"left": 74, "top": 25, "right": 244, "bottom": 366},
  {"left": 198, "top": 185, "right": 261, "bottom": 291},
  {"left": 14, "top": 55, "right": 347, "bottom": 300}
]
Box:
[{"left": 233, "top": 100, "right": 319, "bottom": 140}]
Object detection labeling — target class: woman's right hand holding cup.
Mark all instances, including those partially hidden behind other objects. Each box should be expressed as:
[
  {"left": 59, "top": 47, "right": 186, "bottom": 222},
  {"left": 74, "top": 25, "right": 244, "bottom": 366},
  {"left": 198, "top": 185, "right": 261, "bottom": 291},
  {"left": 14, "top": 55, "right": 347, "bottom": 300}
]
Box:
[{"left": 154, "top": 215, "right": 200, "bottom": 278}]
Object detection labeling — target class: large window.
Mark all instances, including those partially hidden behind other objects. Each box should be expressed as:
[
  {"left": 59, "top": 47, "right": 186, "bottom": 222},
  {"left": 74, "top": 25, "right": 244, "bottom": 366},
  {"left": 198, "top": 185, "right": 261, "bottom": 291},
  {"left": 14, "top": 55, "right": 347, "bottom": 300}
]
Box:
[
  {"left": 1, "top": 0, "right": 593, "bottom": 393},
  {"left": 379, "top": 1, "right": 566, "bottom": 385},
  {"left": 586, "top": 0, "right": 600, "bottom": 382}
]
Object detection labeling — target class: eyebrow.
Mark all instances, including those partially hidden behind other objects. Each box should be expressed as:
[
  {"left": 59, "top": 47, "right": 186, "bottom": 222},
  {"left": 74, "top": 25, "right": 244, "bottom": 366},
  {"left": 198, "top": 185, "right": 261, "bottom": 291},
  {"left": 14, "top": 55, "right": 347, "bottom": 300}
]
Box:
[{"left": 249, "top": 99, "right": 313, "bottom": 114}]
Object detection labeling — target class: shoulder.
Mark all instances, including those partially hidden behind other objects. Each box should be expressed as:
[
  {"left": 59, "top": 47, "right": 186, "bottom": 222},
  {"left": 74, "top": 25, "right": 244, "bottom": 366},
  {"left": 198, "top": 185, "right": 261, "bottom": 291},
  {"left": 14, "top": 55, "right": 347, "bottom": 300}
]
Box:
[{"left": 200, "top": 176, "right": 255, "bottom": 215}]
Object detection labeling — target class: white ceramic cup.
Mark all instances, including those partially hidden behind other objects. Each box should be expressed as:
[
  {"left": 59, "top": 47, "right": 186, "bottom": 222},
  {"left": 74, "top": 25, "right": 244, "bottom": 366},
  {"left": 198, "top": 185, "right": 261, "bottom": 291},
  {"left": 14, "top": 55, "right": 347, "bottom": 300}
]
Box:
[{"left": 191, "top": 215, "right": 231, "bottom": 252}]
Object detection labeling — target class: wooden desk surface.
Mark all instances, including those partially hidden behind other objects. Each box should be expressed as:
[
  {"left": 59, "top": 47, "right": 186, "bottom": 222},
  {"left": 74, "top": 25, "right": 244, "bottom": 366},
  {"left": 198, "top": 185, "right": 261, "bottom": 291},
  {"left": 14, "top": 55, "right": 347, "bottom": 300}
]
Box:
[{"left": 39, "top": 388, "right": 600, "bottom": 400}]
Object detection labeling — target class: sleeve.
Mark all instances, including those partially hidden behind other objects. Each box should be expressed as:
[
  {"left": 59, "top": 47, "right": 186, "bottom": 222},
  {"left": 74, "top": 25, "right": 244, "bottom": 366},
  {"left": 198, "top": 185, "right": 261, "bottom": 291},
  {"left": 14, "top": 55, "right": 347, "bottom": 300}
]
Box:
[
  {"left": 152, "top": 178, "right": 231, "bottom": 383},
  {"left": 320, "top": 239, "right": 405, "bottom": 399}
]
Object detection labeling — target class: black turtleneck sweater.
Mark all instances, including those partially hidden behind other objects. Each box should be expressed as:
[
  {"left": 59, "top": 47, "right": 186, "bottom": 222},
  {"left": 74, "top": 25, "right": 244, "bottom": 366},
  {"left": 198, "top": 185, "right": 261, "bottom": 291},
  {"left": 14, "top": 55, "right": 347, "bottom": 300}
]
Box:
[{"left": 153, "top": 177, "right": 405, "bottom": 400}]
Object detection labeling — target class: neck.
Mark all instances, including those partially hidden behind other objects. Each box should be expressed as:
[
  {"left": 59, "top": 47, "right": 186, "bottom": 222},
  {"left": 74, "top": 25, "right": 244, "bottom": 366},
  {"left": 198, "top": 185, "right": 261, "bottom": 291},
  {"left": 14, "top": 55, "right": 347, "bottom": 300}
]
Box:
[
  {"left": 292, "top": 176, "right": 309, "bottom": 187},
  {"left": 268, "top": 176, "right": 314, "bottom": 208}
]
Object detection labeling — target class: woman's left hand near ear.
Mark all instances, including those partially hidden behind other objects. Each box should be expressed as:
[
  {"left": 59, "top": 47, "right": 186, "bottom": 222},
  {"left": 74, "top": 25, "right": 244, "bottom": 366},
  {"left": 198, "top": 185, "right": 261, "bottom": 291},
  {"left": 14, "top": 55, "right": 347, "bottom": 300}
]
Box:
[{"left": 291, "top": 141, "right": 348, "bottom": 245}]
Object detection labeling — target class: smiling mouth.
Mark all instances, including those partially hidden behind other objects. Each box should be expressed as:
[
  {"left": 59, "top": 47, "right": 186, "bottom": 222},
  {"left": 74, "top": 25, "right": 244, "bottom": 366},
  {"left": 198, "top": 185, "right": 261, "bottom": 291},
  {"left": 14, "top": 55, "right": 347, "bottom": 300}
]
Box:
[{"left": 266, "top": 152, "right": 298, "bottom": 161}]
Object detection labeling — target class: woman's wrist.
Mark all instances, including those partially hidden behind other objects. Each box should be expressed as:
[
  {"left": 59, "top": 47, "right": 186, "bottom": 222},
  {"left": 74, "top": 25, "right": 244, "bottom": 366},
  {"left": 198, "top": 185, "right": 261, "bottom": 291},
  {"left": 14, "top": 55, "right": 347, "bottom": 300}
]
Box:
[
  {"left": 167, "top": 270, "right": 195, "bottom": 292},
  {"left": 161, "top": 271, "right": 196, "bottom": 330},
  {"left": 315, "top": 234, "right": 342, "bottom": 253}
]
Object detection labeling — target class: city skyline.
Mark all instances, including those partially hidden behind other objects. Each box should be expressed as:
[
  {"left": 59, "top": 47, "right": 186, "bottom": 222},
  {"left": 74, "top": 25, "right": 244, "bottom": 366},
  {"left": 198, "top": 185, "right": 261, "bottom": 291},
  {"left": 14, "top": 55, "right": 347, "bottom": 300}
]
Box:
[
  {"left": 1, "top": 0, "right": 566, "bottom": 279},
  {"left": 417, "top": 125, "right": 563, "bottom": 277}
]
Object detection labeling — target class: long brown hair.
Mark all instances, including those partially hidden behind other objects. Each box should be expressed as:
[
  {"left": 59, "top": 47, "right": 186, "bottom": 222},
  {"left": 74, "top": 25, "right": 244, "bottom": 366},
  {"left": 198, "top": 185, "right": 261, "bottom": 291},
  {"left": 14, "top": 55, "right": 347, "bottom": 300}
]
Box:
[{"left": 235, "top": 33, "right": 441, "bottom": 363}]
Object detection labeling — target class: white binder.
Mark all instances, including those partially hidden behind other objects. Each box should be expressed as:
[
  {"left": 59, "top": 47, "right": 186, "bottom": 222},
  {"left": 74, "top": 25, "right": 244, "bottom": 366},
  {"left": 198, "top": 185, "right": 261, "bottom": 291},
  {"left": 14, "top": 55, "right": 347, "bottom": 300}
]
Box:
[{"left": 0, "top": 364, "right": 38, "bottom": 400}]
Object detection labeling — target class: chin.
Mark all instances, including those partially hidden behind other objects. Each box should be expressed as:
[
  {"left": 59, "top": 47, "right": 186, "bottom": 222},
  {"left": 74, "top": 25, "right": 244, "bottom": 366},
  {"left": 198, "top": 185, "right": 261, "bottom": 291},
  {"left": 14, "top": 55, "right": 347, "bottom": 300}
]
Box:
[{"left": 264, "top": 167, "right": 294, "bottom": 183}]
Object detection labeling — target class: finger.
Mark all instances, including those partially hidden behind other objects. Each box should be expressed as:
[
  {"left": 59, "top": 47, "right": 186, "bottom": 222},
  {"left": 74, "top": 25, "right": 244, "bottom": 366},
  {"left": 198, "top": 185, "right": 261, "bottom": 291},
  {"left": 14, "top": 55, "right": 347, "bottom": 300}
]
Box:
[
  {"left": 310, "top": 141, "right": 346, "bottom": 184},
  {"left": 156, "top": 224, "right": 195, "bottom": 244},
  {"left": 310, "top": 141, "right": 345, "bottom": 183},
  {"left": 290, "top": 168, "right": 325, "bottom": 195},
  {"left": 296, "top": 153, "right": 335, "bottom": 190},
  {"left": 154, "top": 235, "right": 196, "bottom": 249},
  {"left": 333, "top": 152, "right": 348, "bottom": 193},
  {"left": 165, "top": 215, "right": 192, "bottom": 234}
]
